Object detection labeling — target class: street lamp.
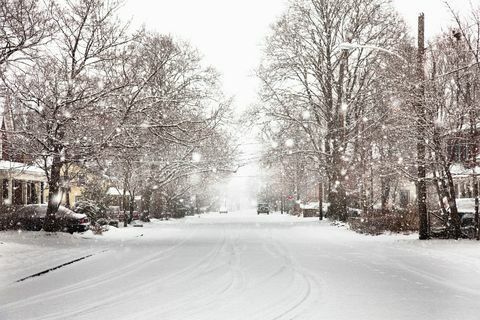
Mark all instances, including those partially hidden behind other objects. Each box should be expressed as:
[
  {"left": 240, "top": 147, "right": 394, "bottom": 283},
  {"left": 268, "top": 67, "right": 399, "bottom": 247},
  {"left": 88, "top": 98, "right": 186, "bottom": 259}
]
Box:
[{"left": 337, "top": 42, "right": 408, "bottom": 63}]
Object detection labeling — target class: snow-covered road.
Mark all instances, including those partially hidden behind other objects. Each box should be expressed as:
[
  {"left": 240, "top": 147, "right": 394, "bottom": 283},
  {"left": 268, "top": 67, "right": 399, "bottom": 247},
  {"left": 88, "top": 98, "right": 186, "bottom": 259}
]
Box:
[{"left": 1, "top": 210, "right": 480, "bottom": 319}]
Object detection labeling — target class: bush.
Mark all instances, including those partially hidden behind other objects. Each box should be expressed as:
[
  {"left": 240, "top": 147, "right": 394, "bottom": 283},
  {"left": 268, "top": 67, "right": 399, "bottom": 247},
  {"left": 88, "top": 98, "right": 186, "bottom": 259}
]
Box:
[
  {"left": 72, "top": 200, "right": 108, "bottom": 223},
  {"left": 0, "top": 206, "right": 22, "bottom": 231},
  {"left": 348, "top": 209, "right": 419, "bottom": 235}
]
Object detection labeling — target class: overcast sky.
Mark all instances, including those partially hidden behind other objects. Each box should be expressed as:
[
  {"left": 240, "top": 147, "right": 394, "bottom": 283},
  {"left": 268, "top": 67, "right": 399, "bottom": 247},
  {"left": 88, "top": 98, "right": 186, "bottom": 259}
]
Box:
[
  {"left": 119, "top": 0, "right": 473, "bottom": 110},
  {"left": 118, "top": 0, "right": 474, "bottom": 198}
]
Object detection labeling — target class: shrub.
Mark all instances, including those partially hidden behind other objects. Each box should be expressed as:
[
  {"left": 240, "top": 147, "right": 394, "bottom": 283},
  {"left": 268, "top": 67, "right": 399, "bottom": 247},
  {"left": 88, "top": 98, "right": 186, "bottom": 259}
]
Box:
[{"left": 348, "top": 209, "right": 419, "bottom": 235}]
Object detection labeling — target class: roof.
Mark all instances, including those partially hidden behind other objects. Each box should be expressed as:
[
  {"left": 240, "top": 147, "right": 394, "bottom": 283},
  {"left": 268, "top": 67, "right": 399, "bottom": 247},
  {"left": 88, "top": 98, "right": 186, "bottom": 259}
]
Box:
[
  {"left": 300, "top": 202, "right": 319, "bottom": 210},
  {"left": 456, "top": 198, "right": 479, "bottom": 213},
  {"left": 106, "top": 187, "right": 142, "bottom": 200},
  {"left": 0, "top": 160, "right": 45, "bottom": 178},
  {"left": 450, "top": 163, "right": 480, "bottom": 177},
  {"left": 106, "top": 187, "right": 129, "bottom": 196}
]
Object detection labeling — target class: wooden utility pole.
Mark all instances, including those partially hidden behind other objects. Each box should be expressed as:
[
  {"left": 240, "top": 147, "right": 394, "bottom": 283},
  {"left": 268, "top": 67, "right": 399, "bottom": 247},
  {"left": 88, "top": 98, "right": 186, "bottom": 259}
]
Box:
[
  {"left": 318, "top": 182, "right": 323, "bottom": 220},
  {"left": 467, "top": 81, "right": 479, "bottom": 240},
  {"left": 417, "top": 13, "right": 429, "bottom": 240}
]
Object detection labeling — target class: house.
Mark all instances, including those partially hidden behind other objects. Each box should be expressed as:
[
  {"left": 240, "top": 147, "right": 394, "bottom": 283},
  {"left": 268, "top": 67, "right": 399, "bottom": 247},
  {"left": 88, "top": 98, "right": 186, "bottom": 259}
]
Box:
[
  {"left": 444, "top": 125, "right": 480, "bottom": 200},
  {"left": 300, "top": 201, "right": 318, "bottom": 217},
  {"left": 0, "top": 97, "right": 47, "bottom": 207}
]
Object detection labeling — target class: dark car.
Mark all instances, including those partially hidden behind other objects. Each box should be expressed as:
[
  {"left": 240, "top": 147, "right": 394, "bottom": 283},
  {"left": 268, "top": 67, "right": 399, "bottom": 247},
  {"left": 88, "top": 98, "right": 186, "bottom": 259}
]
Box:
[
  {"left": 14, "top": 204, "right": 90, "bottom": 233},
  {"left": 257, "top": 203, "right": 270, "bottom": 215}
]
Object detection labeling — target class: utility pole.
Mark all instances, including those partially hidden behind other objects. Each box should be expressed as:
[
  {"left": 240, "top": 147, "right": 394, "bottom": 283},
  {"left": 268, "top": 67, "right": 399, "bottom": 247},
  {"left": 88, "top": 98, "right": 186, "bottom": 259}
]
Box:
[
  {"left": 318, "top": 181, "right": 323, "bottom": 220},
  {"left": 467, "top": 81, "right": 479, "bottom": 240},
  {"left": 417, "top": 13, "right": 429, "bottom": 240}
]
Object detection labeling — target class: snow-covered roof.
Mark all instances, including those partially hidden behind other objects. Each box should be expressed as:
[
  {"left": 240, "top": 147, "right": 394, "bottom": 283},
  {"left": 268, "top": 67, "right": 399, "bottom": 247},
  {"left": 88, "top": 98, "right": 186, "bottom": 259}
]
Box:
[
  {"left": 450, "top": 163, "right": 480, "bottom": 177},
  {"left": 300, "top": 202, "right": 331, "bottom": 210},
  {"left": 300, "top": 202, "right": 319, "bottom": 210},
  {"left": 0, "top": 160, "right": 45, "bottom": 178},
  {"left": 456, "top": 198, "right": 478, "bottom": 213},
  {"left": 106, "top": 187, "right": 142, "bottom": 200},
  {"left": 106, "top": 187, "right": 129, "bottom": 196}
]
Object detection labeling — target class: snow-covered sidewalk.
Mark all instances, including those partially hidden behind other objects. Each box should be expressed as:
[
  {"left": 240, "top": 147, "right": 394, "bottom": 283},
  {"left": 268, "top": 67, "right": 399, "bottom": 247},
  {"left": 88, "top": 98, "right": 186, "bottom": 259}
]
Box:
[{"left": 1, "top": 211, "right": 480, "bottom": 319}]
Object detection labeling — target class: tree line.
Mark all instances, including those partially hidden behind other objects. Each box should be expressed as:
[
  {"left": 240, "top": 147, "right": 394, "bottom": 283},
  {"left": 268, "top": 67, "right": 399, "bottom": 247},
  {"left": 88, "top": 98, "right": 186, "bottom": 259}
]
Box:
[
  {"left": 0, "top": 0, "right": 236, "bottom": 230},
  {"left": 252, "top": 0, "right": 480, "bottom": 239}
]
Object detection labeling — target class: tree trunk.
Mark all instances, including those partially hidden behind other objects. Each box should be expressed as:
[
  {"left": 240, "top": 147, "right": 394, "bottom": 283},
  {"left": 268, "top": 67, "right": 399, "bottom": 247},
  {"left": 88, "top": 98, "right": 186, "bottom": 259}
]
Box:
[
  {"left": 64, "top": 165, "right": 70, "bottom": 208},
  {"left": 318, "top": 182, "right": 323, "bottom": 220},
  {"left": 129, "top": 190, "right": 135, "bottom": 222},
  {"left": 328, "top": 48, "right": 348, "bottom": 221},
  {"left": 43, "top": 153, "right": 62, "bottom": 232},
  {"left": 381, "top": 176, "right": 391, "bottom": 215},
  {"left": 122, "top": 184, "right": 128, "bottom": 227},
  {"left": 445, "top": 167, "right": 461, "bottom": 238}
]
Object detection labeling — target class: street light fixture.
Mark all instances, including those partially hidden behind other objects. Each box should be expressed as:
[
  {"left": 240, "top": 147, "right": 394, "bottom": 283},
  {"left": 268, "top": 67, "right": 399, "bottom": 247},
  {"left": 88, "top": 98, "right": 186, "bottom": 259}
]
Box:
[{"left": 337, "top": 42, "right": 408, "bottom": 63}]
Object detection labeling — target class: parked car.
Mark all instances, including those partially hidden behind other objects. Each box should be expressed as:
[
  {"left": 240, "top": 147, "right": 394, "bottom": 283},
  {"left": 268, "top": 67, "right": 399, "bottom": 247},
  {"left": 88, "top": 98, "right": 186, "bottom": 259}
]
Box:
[
  {"left": 14, "top": 204, "right": 90, "bottom": 233},
  {"left": 160, "top": 212, "right": 172, "bottom": 220},
  {"left": 132, "top": 211, "right": 140, "bottom": 220},
  {"left": 96, "top": 218, "right": 119, "bottom": 228},
  {"left": 219, "top": 207, "right": 228, "bottom": 214},
  {"left": 257, "top": 203, "right": 270, "bottom": 215}
]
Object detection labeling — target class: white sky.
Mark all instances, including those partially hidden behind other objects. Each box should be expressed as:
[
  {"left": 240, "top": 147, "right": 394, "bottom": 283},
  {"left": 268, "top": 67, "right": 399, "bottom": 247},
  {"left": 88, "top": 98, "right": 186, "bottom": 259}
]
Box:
[
  {"left": 120, "top": 0, "right": 473, "bottom": 110},
  {"left": 119, "top": 0, "right": 474, "bottom": 201}
]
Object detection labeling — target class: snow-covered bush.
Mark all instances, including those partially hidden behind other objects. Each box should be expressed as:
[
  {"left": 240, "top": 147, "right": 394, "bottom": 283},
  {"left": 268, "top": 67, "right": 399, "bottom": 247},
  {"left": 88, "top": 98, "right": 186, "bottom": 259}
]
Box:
[
  {"left": 348, "top": 208, "right": 418, "bottom": 235},
  {"left": 72, "top": 200, "right": 108, "bottom": 224}
]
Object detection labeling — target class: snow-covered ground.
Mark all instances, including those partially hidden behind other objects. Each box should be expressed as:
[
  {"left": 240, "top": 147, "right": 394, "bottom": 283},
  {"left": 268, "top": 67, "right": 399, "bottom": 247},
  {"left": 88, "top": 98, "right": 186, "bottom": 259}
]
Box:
[{"left": 1, "top": 210, "right": 480, "bottom": 319}]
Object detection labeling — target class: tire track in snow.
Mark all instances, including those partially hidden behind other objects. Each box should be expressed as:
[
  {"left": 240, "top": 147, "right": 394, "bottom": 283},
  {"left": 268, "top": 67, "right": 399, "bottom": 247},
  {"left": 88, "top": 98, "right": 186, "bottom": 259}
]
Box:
[
  {"left": 0, "top": 227, "right": 197, "bottom": 312},
  {"left": 130, "top": 227, "right": 246, "bottom": 319},
  {"left": 166, "top": 229, "right": 248, "bottom": 320},
  {"left": 40, "top": 227, "right": 230, "bottom": 320},
  {"left": 258, "top": 233, "right": 318, "bottom": 320}
]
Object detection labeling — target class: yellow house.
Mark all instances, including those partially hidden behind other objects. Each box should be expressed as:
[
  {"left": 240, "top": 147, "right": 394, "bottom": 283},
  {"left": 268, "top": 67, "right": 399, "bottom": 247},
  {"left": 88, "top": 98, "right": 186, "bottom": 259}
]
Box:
[{"left": 58, "top": 163, "right": 87, "bottom": 207}]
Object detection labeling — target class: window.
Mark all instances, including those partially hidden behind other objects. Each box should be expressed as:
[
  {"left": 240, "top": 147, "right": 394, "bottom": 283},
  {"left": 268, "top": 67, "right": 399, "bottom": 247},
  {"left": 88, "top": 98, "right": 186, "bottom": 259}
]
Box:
[
  {"left": 77, "top": 174, "right": 86, "bottom": 185},
  {"left": 13, "top": 180, "right": 23, "bottom": 205},
  {"left": 26, "top": 182, "right": 37, "bottom": 204},
  {"left": 399, "top": 190, "right": 409, "bottom": 208}
]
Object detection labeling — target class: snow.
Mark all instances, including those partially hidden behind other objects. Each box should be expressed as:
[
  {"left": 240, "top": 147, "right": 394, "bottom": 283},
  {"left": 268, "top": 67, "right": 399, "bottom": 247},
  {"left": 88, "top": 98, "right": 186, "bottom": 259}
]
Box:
[
  {"left": 0, "top": 160, "right": 45, "bottom": 176},
  {"left": 106, "top": 187, "right": 127, "bottom": 196},
  {"left": 456, "top": 198, "right": 479, "bottom": 213},
  {"left": 1, "top": 210, "right": 480, "bottom": 319},
  {"left": 450, "top": 163, "right": 480, "bottom": 177}
]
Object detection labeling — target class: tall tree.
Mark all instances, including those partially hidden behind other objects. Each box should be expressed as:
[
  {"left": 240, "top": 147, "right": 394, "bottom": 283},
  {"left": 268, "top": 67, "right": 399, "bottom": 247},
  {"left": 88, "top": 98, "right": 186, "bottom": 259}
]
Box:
[
  {"left": 0, "top": 0, "right": 52, "bottom": 66},
  {"left": 5, "top": 0, "right": 130, "bottom": 231},
  {"left": 257, "top": 0, "right": 408, "bottom": 220}
]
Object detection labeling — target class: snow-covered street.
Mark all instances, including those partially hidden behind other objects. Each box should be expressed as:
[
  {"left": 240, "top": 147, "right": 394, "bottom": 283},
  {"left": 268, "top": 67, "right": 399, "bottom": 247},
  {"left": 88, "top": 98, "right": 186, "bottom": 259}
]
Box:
[{"left": 1, "top": 211, "right": 480, "bottom": 319}]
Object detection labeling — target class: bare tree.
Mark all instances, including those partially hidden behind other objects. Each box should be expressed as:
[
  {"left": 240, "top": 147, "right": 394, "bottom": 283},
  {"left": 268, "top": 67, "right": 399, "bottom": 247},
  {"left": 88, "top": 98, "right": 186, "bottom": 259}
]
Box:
[
  {"left": 0, "top": 0, "right": 52, "bottom": 66},
  {"left": 5, "top": 0, "right": 130, "bottom": 231},
  {"left": 257, "top": 0, "right": 408, "bottom": 220}
]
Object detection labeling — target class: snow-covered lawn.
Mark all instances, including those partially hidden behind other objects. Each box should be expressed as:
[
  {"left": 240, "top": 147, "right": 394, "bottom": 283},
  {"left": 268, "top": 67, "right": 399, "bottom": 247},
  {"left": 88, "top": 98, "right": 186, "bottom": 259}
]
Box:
[{"left": 1, "top": 210, "right": 480, "bottom": 319}]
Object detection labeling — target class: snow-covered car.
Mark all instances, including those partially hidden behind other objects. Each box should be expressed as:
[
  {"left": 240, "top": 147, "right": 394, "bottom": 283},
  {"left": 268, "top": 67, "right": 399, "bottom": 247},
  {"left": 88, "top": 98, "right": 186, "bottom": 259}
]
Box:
[
  {"left": 14, "top": 205, "right": 90, "bottom": 233},
  {"left": 96, "top": 218, "right": 119, "bottom": 228},
  {"left": 460, "top": 212, "right": 475, "bottom": 226},
  {"left": 257, "top": 203, "right": 270, "bottom": 215},
  {"left": 219, "top": 207, "right": 228, "bottom": 214},
  {"left": 160, "top": 212, "right": 172, "bottom": 220}
]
